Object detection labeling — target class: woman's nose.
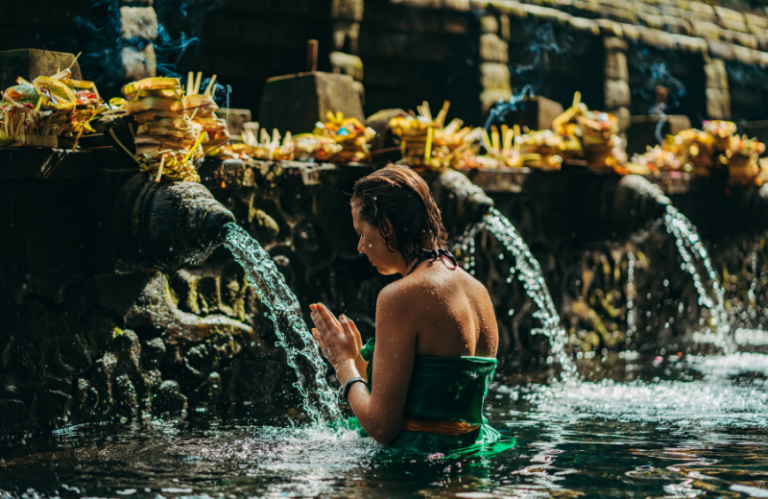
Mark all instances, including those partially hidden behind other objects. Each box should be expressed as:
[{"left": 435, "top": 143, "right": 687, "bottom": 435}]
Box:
[{"left": 357, "top": 237, "right": 365, "bottom": 254}]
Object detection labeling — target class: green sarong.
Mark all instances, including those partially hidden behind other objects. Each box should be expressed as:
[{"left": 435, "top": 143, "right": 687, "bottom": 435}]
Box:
[{"left": 347, "top": 339, "right": 515, "bottom": 456}]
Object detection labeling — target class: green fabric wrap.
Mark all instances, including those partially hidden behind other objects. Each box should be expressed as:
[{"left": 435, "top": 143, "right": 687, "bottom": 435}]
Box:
[{"left": 351, "top": 338, "right": 515, "bottom": 456}]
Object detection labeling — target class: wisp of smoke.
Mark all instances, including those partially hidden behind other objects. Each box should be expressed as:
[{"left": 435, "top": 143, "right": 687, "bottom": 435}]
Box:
[
  {"left": 73, "top": 0, "right": 224, "bottom": 92},
  {"left": 630, "top": 48, "right": 686, "bottom": 143},
  {"left": 484, "top": 84, "right": 536, "bottom": 131}
]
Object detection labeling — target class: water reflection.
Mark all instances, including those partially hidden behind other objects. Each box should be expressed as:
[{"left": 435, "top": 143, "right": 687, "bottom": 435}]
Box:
[{"left": 2, "top": 355, "right": 768, "bottom": 498}]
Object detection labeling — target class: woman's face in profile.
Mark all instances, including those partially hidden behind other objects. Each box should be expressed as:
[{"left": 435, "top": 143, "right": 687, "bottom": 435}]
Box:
[{"left": 352, "top": 203, "right": 403, "bottom": 275}]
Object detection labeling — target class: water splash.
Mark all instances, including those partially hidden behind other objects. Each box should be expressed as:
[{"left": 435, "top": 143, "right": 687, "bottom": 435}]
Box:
[
  {"left": 664, "top": 206, "right": 733, "bottom": 354},
  {"left": 626, "top": 251, "right": 637, "bottom": 339},
  {"left": 456, "top": 208, "right": 578, "bottom": 380},
  {"left": 224, "top": 223, "right": 341, "bottom": 424}
]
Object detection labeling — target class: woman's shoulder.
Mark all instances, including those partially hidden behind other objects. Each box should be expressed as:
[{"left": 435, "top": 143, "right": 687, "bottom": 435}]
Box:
[{"left": 379, "top": 263, "right": 484, "bottom": 305}]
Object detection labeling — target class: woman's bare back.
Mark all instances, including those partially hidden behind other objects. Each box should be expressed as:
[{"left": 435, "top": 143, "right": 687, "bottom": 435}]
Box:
[{"left": 388, "top": 257, "right": 498, "bottom": 358}]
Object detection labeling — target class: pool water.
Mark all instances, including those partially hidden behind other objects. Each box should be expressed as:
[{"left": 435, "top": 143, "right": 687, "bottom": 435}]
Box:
[{"left": 1, "top": 353, "right": 767, "bottom": 499}]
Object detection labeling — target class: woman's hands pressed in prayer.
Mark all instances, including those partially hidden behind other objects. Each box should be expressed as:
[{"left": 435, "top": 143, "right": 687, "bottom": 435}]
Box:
[{"left": 310, "top": 303, "right": 367, "bottom": 382}]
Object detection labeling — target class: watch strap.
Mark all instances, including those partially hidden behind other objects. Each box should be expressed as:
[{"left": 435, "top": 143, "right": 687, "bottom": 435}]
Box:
[{"left": 343, "top": 376, "right": 365, "bottom": 401}]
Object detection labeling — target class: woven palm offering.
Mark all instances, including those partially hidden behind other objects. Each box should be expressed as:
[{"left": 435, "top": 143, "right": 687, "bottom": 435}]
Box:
[
  {"left": 577, "top": 110, "right": 626, "bottom": 172},
  {"left": 724, "top": 133, "right": 765, "bottom": 185},
  {"left": 124, "top": 76, "right": 203, "bottom": 183},
  {"left": 240, "top": 125, "right": 295, "bottom": 161},
  {"left": 183, "top": 72, "right": 230, "bottom": 157},
  {"left": 389, "top": 101, "right": 481, "bottom": 169},
  {"left": 0, "top": 67, "right": 106, "bottom": 150},
  {"left": 475, "top": 125, "right": 558, "bottom": 170},
  {"left": 312, "top": 112, "right": 375, "bottom": 163},
  {"left": 627, "top": 120, "right": 765, "bottom": 185}
]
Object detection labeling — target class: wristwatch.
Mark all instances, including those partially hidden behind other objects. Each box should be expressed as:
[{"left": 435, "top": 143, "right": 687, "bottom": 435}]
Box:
[{"left": 343, "top": 377, "right": 365, "bottom": 401}]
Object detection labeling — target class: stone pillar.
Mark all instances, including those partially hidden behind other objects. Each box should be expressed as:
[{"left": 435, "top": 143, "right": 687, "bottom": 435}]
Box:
[
  {"left": 603, "top": 37, "right": 630, "bottom": 135},
  {"left": 479, "top": 13, "right": 511, "bottom": 114},
  {"left": 330, "top": 0, "right": 365, "bottom": 104},
  {"left": 119, "top": 0, "right": 158, "bottom": 82},
  {"left": 705, "top": 58, "right": 731, "bottom": 120}
]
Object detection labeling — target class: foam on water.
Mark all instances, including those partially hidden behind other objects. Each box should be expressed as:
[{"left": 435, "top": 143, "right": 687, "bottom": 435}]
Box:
[
  {"left": 495, "top": 353, "right": 768, "bottom": 428},
  {"left": 224, "top": 223, "right": 341, "bottom": 424},
  {"left": 504, "top": 378, "right": 768, "bottom": 427},
  {"left": 456, "top": 209, "right": 578, "bottom": 380},
  {"left": 689, "top": 352, "right": 768, "bottom": 376}
]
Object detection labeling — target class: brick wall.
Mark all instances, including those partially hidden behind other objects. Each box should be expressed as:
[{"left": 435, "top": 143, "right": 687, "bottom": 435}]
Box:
[
  {"left": 358, "top": 0, "right": 481, "bottom": 124},
  {"left": 627, "top": 44, "right": 708, "bottom": 126},
  {"left": 507, "top": 16, "right": 606, "bottom": 113},
  {"left": 726, "top": 60, "right": 768, "bottom": 122}
]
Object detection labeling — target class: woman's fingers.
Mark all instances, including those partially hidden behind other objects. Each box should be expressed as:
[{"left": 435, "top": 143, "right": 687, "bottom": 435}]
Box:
[
  {"left": 312, "top": 303, "right": 343, "bottom": 336},
  {"left": 316, "top": 303, "right": 342, "bottom": 329},
  {"left": 340, "top": 315, "right": 363, "bottom": 350}
]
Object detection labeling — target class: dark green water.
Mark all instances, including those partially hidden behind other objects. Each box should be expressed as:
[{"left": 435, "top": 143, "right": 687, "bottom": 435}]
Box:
[{"left": 1, "top": 353, "right": 767, "bottom": 499}]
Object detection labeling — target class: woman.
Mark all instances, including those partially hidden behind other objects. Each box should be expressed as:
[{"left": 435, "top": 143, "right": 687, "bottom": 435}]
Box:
[{"left": 310, "top": 164, "right": 511, "bottom": 454}]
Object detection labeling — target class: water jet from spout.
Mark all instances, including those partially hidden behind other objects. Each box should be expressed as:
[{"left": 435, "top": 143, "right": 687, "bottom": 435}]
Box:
[{"left": 224, "top": 223, "right": 341, "bottom": 424}]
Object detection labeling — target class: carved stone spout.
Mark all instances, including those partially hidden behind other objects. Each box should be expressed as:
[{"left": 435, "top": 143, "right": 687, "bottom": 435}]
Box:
[
  {"left": 88, "top": 173, "right": 235, "bottom": 274},
  {"left": 607, "top": 174, "right": 671, "bottom": 237},
  {"left": 426, "top": 169, "right": 494, "bottom": 234}
]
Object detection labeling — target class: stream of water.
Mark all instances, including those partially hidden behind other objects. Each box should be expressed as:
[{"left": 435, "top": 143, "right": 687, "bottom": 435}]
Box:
[
  {"left": 455, "top": 208, "right": 578, "bottom": 380},
  {"left": 223, "top": 223, "right": 341, "bottom": 424},
  {"left": 625, "top": 178, "right": 735, "bottom": 353},
  {"left": 663, "top": 206, "right": 734, "bottom": 354}
]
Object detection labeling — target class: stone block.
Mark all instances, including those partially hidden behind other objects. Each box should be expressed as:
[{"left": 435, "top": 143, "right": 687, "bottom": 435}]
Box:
[
  {"left": 613, "top": 106, "right": 631, "bottom": 132},
  {"left": 332, "top": 0, "right": 364, "bottom": 21},
  {"left": 501, "top": 95, "right": 565, "bottom": 131},
  {"left": 706, "top": 88, "right": 731, "bottom": 119},
  {"left": 746, "top": 13, "right": 768, "bottom": 31},
  {"left": 500, "top": 15, "right": 511, "bottom": 41},
  {"left": 398, "top": 0, "right": 442, "bottom": 7},
  {"left": 480, "top": 33, "right": 508, "bottom": 63},
  {"left": 121, "top": 44, "right": 157, "bottom": 81},
  {"left": 481, "top": 88, "right": 512, "bottom": 113},
  {"left": 605, "top": 79, "right": 631, "bottom": 108},
  {"left": 480, "top": 15, "right": 499, "bottom": 34},
  {"left": 216, "top": 108, "right": 252, "bottom": 136},
  {"left": 708, "top": 40, "right": 734, "bottom": 60},
  {"left": 627, "top": 114, "right": 691, "bottom": 154},
  {"left": 333, "top": 21, "right": 360, "bottom": 53},
  {"left": 0, "top": 49, "right": 83, "bottom": 91},
  {"left": 444, "top": 0, "right": 469, "bottom": 10},
  {"left": 352, "top": 80, "right": 365, "bottom": 106},
  {"left": 479, "top": 62, "right": 511, "bottom": 91},
  {"left": 330, "top": 51, "right": 364, "bottom": 81},
  {"left": 605, "top": 50, "right": 628, "bottom": 81},
  {"left": 259, "top": 72, "right": 364, "bottom": 134},
  {"left": 120, "top": 6, "right": 158, "bottom": 40},
  {"left": 714, "top": 6, "right": 746, "bottom": 25},
  {"left": 705, "top": 62, "right": 728, "bottom": 89},
  {"left": 720, "top": 19, "right": 749, "bottom": 33}
]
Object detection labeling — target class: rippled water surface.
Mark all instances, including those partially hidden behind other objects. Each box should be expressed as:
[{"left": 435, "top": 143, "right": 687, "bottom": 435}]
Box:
[{"left": 2, "top": 354, "right": 768, "bottom": 499}]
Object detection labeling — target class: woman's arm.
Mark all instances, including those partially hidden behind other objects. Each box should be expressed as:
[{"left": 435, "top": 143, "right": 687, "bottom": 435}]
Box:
[{"left": 311, "top": 285, "right": 416, "bottom": 444}]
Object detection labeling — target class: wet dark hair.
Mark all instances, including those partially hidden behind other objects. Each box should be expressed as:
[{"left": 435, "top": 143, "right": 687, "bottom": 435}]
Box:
[{"left": 351, "top": 164, "right": 448, "bottom": 267}]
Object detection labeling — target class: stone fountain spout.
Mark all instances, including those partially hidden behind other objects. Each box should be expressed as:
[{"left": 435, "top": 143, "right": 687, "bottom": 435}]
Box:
[
  {"left": 607, "top": 174, "right": 671, "bottom": 237},
  {"left": 88, "top": 173, "right": 236, "bottom": 274},
  {"left": 426, "top": 168, "right": 494, "bottom": 234}
]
